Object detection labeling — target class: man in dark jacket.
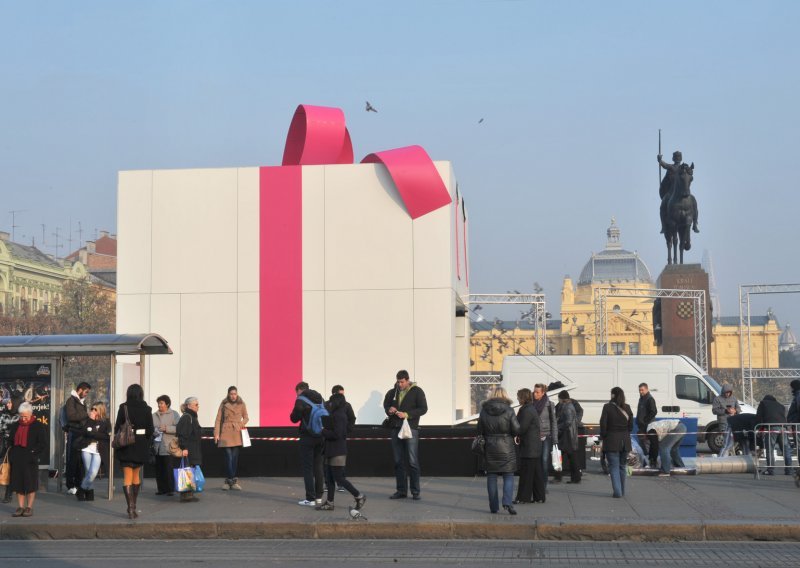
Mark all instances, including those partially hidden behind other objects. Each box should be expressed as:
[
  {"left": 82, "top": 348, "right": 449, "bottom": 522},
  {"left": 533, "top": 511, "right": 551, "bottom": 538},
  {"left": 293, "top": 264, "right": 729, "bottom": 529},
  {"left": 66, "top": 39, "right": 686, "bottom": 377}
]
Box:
[
  {"left": 756, "top": 394, "right": 793, "bottom": 475},
  {"left": 290, "top": 381, "right": 325, "bottom": 506},
  {"left": 636, "top": 383, "right": 658, "bottom": 466},
  {"left": 331, "top": 385, "right": 356, "bottom": 492},
  {"left": 64, "top": 381, "right": 91, "bottom": 493},
  {"left": 787, "top": 380, "right": 800, "bottom": 423},
  {"left": 383, "top": 369, "right": 428, "bottom": 500}
]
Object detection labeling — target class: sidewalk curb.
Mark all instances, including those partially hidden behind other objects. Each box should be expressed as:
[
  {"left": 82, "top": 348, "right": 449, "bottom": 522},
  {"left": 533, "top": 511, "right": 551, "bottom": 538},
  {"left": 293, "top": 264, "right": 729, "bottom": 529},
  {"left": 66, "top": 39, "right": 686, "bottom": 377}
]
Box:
[{"left": 3, "top": 520, "right": 800, "bottom": 541}]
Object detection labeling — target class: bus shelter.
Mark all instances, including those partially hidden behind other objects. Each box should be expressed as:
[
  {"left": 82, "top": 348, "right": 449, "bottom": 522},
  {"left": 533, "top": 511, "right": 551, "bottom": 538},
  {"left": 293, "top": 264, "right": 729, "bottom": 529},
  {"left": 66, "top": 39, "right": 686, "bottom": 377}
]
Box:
[{"left": 0, "top": 333, "right": 172, "bottom": 500}]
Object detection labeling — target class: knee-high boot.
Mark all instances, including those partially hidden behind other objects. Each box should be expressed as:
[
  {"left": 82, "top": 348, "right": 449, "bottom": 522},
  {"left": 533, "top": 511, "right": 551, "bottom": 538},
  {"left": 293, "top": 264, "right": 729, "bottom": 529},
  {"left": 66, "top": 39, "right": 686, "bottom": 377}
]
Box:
[
  {"left": 123, "top": 485, "right": 135, "bottom": 519},
  {"left": 131, "top": 484, "right": 140, "bottom": 518}
]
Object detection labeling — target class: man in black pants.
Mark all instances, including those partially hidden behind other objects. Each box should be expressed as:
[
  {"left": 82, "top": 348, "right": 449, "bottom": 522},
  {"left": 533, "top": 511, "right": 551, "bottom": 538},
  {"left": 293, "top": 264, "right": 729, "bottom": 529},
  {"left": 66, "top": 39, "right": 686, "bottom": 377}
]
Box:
[
  {"left": 290, "top": 381, "right": 324, "bottom": 506},
  {"left": 64, "top": 381, "right": 91, "bottom": 494},
  {"left": 636, "top": 383, "right": 658, "bottom": 467}
]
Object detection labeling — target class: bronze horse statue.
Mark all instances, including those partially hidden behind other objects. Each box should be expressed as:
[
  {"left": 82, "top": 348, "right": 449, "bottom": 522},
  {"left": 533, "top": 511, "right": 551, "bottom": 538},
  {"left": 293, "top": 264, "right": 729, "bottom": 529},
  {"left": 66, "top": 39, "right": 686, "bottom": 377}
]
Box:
[{"left": 658, "top": 152, "right": 698, "bottom": 264}]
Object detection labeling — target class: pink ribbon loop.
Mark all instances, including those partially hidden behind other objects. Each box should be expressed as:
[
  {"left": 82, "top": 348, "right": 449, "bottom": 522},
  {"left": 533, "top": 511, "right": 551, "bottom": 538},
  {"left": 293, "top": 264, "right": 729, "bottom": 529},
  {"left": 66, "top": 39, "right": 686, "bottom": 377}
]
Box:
[
  {"left": 280, "top": 104, "right": 452, "bottom": 218},
  {"left": 362, "top": 145, "right": 452, "bottom": 219},
  {"left": 282, "top": 104, "right": 354, "bottom": 166}
]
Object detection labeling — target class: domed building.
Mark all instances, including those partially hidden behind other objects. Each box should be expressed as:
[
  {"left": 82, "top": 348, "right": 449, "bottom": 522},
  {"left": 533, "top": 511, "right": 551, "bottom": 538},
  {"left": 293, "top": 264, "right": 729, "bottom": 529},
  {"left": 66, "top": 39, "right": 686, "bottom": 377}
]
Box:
[{"left": 553, "top": 219, "right": 657, "bottom": 356}]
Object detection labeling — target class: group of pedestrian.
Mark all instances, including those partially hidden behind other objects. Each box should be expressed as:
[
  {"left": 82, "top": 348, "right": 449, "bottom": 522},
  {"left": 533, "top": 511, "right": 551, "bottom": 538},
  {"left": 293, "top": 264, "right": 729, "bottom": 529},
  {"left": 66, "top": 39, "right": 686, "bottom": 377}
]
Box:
[
  {"left": 475, "top": 383, "right": 582, "bottom": 514},
  {"left": 291, "top": 381, "right": 367, "bottom": 513}
]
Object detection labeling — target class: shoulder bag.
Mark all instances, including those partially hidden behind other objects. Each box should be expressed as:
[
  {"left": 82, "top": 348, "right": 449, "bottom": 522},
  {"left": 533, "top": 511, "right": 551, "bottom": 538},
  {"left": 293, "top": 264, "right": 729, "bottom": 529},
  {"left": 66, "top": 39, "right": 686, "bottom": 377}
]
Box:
[
  {"left": 112, "top": 404, "right": 136, "bottom": 449},
  {"left": 0, "top": 449, "right": 10, "bottom": 486}
]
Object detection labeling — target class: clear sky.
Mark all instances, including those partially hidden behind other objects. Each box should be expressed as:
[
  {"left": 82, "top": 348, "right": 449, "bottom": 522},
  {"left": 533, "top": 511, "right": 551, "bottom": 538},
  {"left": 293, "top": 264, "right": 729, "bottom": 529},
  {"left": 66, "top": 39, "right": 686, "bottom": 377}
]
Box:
[{"left": 1, "top": 1, "right": 798, "bottom": 327}]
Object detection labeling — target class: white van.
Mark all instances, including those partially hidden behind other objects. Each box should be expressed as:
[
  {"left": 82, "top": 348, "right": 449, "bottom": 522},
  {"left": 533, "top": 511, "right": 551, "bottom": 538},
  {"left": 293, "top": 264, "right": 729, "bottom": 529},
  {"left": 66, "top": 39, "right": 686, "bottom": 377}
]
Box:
[{"left": 499, "top": 354, "right": 755, "bottom": 453}]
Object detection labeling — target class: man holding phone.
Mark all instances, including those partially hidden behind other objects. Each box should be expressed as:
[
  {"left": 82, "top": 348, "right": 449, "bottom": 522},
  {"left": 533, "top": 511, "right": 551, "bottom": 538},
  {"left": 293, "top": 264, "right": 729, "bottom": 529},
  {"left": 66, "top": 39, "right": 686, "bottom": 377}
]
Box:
[{"left": 712, "top": 384, "right": 742, "bottom": 457}]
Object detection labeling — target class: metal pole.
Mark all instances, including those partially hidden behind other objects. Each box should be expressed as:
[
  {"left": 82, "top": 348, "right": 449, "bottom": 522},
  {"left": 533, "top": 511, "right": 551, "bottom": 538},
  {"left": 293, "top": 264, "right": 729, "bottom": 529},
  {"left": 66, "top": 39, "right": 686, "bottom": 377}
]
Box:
[
  {"left": 108, "top": 354, "right": 115, "bottom": 500},
  {"left": 658, "top": 129, "right": 662, "bottom": 184}
]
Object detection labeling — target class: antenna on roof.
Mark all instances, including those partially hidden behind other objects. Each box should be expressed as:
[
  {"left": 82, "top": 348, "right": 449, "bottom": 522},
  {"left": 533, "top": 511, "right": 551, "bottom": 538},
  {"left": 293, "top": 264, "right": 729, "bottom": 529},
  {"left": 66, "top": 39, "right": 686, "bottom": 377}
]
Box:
[
  {"left": 51, "top": 227, "right": 64, "bottom": 260},
  {"left": 9, "top": 210, "right": 26, "bottom": 242},
  {"left": 40, "top": 223, "right": 46, "bottom": 247},
  {"left": 67, "top": 218, "right": 73, "bottom": 255}
]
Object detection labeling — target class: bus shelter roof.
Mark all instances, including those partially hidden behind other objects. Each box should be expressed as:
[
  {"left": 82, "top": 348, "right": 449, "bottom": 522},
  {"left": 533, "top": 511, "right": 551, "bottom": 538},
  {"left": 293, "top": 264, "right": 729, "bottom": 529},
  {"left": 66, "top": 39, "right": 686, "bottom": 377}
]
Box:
[{"left": 0, "top": 333, "right": 172, "bottom": 357}]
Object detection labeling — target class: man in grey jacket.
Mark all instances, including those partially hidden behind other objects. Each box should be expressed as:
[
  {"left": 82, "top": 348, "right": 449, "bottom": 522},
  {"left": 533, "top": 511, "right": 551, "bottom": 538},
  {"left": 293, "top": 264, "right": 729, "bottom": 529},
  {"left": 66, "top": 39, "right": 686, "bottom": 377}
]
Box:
[{"left": 712, "top": 384, "right": 741, "bottom": 457}]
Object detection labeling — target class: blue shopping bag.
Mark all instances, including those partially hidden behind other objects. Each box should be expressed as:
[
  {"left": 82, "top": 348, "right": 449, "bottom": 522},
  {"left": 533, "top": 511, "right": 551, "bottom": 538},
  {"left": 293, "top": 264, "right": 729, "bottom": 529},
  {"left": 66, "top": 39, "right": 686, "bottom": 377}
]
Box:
[{"left": 194, "top": 465, "right": 205, "bottom": 493}]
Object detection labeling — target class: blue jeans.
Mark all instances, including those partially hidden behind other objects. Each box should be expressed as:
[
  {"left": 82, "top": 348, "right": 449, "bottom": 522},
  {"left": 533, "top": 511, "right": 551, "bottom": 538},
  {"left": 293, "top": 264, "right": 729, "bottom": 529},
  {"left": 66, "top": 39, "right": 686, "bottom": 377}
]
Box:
[
  {"left": 223, "top": 446, "right": 240, "bottom": 481},
  {"left": 658, "top": 424, "right": 686, "bottom": 474},
  {"left": 80, "top": 451, "right": 102, "bottom": 491},
  {"left": 390, "top": 427, "right": 420, "bottom": 496},
  {"left": 606, "top": 450, "right": 628, "bottom": 497},
  {"left": 486, "top": 472, "right": 514, "bottom": 513},
  {"left": 540, "top": 437, "right": 552, "bottom": 489},
  {"left": 719, "top": 423, "right": 735, "bottom": 456}
]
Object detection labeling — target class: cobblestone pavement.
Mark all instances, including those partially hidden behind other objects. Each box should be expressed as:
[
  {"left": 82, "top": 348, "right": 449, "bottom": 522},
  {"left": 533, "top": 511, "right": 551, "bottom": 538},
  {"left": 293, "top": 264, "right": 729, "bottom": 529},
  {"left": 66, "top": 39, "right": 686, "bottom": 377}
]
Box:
[{"left": 1, "top": 540, "right": 799, "bottom": 567}]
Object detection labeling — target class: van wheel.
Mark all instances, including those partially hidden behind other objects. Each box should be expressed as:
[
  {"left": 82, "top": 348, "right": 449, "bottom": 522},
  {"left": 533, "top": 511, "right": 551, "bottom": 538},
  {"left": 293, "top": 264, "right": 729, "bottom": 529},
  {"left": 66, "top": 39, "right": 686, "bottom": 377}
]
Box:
[{"left": 706, "top": 427, "right": 725, "bottom": 454}]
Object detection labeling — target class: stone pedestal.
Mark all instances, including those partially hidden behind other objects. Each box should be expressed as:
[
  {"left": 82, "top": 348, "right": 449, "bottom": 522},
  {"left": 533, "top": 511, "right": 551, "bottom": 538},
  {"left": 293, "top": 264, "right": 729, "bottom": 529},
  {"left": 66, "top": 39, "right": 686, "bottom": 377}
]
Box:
[{"left": 657, "top": 264, "right": 713, "bottom": 369}]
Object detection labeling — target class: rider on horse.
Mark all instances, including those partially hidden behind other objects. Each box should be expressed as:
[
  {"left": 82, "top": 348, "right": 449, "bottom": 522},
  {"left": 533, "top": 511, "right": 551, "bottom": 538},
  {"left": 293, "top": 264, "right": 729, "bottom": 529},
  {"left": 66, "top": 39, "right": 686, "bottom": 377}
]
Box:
[{"left": 658, "top": 151, "right": 699, "bottom": 235}]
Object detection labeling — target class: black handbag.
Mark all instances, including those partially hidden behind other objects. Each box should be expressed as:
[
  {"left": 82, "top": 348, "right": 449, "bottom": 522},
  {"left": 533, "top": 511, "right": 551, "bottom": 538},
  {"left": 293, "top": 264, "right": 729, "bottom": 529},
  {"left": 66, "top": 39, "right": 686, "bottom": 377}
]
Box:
[{"left": 112, "top": 404, "right": 135, "bottom": 449}]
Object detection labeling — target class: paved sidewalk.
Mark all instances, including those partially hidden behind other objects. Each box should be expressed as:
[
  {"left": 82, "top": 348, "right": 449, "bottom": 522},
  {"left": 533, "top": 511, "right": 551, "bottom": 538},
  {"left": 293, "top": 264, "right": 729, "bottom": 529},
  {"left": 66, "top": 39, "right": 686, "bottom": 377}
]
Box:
[{"left": 1, "top": 470, "right": 799, "bottom": 541}]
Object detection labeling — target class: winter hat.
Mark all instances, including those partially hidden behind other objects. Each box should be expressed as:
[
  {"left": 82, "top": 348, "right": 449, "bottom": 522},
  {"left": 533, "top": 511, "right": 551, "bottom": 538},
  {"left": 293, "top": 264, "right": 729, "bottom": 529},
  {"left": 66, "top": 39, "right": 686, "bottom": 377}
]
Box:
[{"left": 558, "top": 390, "right": 570, "bottom": 400}]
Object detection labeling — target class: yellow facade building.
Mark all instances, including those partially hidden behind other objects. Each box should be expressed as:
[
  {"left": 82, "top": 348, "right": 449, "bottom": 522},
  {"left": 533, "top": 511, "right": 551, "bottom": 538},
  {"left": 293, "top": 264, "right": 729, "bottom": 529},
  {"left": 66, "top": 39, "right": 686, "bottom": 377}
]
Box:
[{"left": 470, "top": 220, "right": 779, "bottom": 377}]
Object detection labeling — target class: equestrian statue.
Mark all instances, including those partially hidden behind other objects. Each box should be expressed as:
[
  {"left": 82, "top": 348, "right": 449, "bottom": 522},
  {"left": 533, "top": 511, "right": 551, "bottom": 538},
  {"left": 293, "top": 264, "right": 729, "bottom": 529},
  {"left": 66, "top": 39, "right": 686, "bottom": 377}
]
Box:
[{"left": 658, "top": 150, "right": 699, "bottom": 265}]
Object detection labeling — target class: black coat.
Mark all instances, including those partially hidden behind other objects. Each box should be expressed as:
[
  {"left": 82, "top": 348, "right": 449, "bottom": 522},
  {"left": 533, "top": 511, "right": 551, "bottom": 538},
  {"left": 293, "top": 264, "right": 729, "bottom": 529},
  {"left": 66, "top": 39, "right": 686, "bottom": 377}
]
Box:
[
  {"left": 383, "top": 384, "right": 428, "bottom": 429},
  {"left": 600, "top": 402, "right": 633, "bottom": 453},
  {"left": 516, "top": 403, "right": 542, "bottom": 459},
  {"left": 114, "top": 400, "right": 155, "bottom": 465},
  {"left": 477, "top": 399, "right": 520, "bottom": 473},
  {"left": 556, "top": 401, "right": 580, "bottom": 452},
  {"left": 636, "top": 393, "right": 658, "bottom": 430},
  {"left": 8, "top": 419, "right": 47, "bottom": 467},
  {"left": 290, "top": 389, "right": 324, "bottom": 438},
  {"left": 65, "top": 394, "right": 90, "bottom": 433},
  {"left": 75, "top": 418, "right": 111, "bottom": 472},
  {"left": 321, "top": 405, "right": 349, "bottom": 458},
  {"left": 176, "top": 409, "right": 203, "bottom": 466},
  {"left": 756, "top": 396, "right": 787, "bottom": 424}
]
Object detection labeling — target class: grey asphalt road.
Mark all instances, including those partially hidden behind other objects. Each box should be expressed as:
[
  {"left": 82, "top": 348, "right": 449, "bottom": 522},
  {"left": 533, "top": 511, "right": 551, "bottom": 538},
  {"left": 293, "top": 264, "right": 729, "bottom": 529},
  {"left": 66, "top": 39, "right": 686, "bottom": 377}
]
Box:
[{"left": 1, "top": 540, "right": 798, "bottom": 567}]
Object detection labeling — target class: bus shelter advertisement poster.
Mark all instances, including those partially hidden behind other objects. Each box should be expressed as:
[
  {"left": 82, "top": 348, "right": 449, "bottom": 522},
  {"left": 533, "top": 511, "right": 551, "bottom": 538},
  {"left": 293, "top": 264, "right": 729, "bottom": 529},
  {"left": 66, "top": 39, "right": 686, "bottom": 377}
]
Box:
[{"left": 1, "top": 362, "right": 52, "bottom": 467}]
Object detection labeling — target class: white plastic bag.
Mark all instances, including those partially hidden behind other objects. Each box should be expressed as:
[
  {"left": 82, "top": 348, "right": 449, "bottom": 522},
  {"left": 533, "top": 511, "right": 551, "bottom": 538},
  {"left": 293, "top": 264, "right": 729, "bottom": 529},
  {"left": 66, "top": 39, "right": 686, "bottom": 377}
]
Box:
[
  {"left": 241, "top": 428, "right": 252, "bottom": 448},
  {"left": 551, "top": 444, "right": 563, "bottom": 472},
  {"left": 398, "top": 418, "right": 413, "bottom": 440}
]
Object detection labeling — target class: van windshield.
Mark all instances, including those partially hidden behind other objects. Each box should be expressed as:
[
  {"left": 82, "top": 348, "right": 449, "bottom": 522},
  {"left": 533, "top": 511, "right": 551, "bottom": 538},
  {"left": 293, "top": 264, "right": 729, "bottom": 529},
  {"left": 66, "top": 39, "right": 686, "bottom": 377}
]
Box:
[{"left": 704, "top": 375, "right": 722, "bottom": 396}]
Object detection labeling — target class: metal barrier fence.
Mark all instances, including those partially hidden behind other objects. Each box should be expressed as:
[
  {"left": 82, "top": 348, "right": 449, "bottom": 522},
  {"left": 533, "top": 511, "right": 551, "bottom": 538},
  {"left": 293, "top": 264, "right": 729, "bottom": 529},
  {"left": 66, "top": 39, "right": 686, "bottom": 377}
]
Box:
[{"left": 753, "top": 423, "right": 799, "bottom": 480}]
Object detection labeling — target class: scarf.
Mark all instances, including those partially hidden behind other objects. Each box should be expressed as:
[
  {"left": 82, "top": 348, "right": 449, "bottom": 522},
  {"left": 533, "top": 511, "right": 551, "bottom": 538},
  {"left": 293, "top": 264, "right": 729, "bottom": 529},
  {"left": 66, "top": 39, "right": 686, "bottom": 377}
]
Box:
[
  {"left": 533, "top": 393, "right": 549, "bottom": 415},
  {"left": 14, "top": 416, "right": 33, "bottom": 447}
]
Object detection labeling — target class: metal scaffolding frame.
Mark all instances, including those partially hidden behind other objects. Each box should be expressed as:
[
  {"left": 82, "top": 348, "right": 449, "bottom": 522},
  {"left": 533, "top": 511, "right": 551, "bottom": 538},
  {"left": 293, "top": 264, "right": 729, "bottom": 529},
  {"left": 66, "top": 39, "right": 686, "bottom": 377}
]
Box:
[
  {"left": 470, "top": 373, "right": 502, "bottom": 385},
  {"left": 594, "top": 287, "right": 708, "bottom": 372},
  {"left": 739, "top": 283, "right": 800, "bottom": 404},
  {"left": 467, "top": 293, "right": 547, "bottom": 355}
]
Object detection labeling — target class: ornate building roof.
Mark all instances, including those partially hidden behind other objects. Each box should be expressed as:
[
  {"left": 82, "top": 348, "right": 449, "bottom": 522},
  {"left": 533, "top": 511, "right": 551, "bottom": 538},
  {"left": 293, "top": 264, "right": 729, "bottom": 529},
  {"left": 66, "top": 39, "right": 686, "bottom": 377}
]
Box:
[
  {"left": 780, "top": 323, "right": 798, "bottom": 352},
  {"left": 578, "top": 218, "right": 652, "bottom": 285}
]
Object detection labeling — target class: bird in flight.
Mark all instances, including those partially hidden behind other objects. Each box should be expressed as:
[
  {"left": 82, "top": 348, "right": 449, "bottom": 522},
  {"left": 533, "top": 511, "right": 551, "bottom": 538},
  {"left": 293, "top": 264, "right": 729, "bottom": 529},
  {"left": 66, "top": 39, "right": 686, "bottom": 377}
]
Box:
[
  {"left": 478, "top": 118, "right": 484, "bottom": 124},
  {"left": 365, "top": 101, "right": 378, "bottom": 113}
]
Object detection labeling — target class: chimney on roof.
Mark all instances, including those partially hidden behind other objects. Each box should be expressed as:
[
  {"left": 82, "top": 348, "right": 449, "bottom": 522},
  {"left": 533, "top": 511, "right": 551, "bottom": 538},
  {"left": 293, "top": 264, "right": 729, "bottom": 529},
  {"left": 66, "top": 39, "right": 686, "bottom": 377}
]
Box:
[
  {"left": 99, "top": 230, "right": 109, "bottom": 239},
  {"left": 86, "top": 240, "right": 96, "bottom": 254},
  {"left": 0, "top": 231, "right": 9, "bottom": 242}
]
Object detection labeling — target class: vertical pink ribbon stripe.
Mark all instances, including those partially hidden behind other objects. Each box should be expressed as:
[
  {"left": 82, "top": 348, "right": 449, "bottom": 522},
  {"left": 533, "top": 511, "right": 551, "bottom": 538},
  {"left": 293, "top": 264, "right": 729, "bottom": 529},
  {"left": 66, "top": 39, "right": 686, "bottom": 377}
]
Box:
[
  {"left": 260, "top": 166, "right": 303, "bottom": 426},
  {"left": 362, "top": 145, "right": 452, "bottom": 219}
]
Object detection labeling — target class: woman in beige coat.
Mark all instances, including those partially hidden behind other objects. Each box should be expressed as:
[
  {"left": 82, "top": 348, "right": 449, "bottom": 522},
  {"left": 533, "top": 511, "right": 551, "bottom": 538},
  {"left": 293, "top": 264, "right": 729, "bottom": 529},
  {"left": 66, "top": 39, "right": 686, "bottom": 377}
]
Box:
[{"left": 214, "top": 386, "right": 249, "bottom": 490}]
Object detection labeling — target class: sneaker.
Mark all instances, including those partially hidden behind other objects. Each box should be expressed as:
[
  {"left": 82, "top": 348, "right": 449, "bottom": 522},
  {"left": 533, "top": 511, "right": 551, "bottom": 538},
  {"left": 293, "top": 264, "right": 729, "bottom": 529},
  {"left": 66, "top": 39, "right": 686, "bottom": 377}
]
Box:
[
  {"left": 66, "top": 487, "right": 78, "bottom": 495},
  {"left": 222, "top": 482, "right": 231, "bottom": 491},
  {"left": 355, "top": 494, "right": 367, "bottom": 510},
  {"left": 762, "top": 470, "right": 774, "bottom": 476},
  {"left": 336, "top": 486, "right": 346, "bottom": 492},
  {"left": 658, "top": 472, "right": 670, "bottom": 477},
  {"left": 230, "top": 482, "right": 242, "bottom": 491},
  {"left": 389, "top": 492, "right": 407, "bottom": 500},
  {"left": 298, "top": 499, "right": 316, "bottom": 506},
  {"left": 315, "top": 500, "right": 335, "bottom": 511},
  {"left": 412, "top": 494, "right": 421, "bottom": 500}
]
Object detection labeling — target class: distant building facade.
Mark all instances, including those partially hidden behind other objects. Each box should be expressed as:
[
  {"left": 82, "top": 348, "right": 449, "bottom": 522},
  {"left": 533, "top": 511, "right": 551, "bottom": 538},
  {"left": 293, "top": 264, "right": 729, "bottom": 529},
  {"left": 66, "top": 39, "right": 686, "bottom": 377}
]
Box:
[
  {"left": 0, "top": 230, "right": 88, "bottom": 315},
  {"left": 470, "top": 220, "right": 780, "bottom": 379}
]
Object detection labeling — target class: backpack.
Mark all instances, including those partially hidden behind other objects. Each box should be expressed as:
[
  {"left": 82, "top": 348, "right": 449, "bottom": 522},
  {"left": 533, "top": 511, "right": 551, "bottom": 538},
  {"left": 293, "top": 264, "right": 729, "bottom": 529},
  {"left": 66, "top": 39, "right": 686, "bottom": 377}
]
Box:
[
  {"left": 59, "top": 403, "right": 70, "bottom": 433},
  {"left": 297, "top": 395, "right": 328, "bottom": 436}
]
